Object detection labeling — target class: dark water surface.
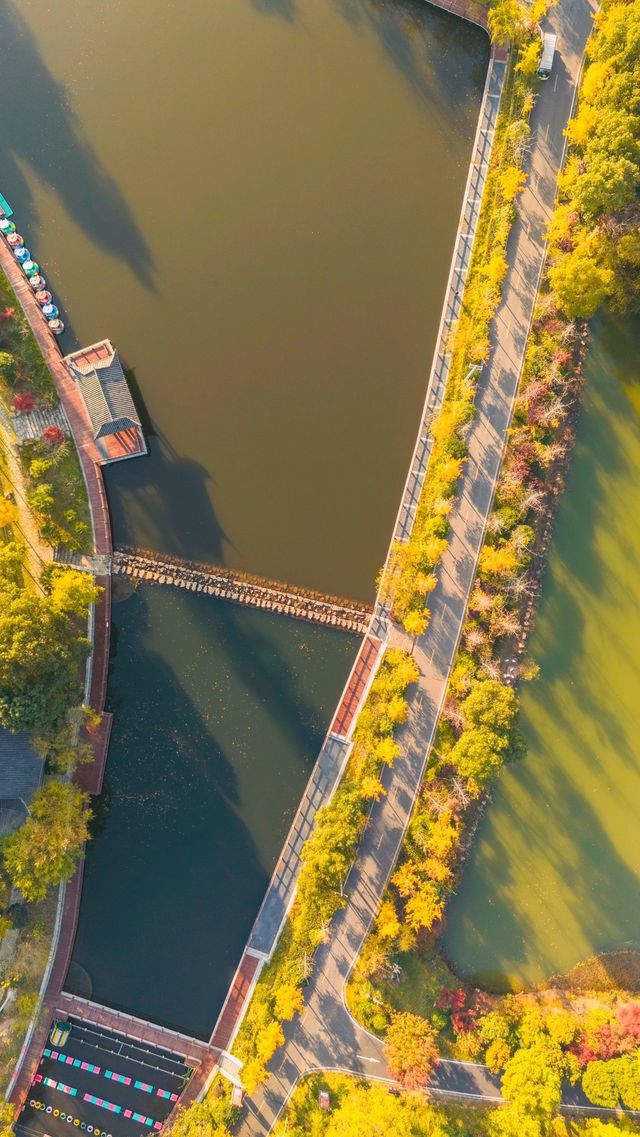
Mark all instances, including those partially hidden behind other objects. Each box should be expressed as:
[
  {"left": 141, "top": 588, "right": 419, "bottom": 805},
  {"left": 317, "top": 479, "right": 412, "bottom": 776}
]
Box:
[
  {"left": 443, "top": 317, "right": 640, "bottom": 990},
  {"left": 0, "top": 0, "right": 488, "bottom": 599},
  {"left": 68, "top": 586, "right": 357, "bottom": 1038}
]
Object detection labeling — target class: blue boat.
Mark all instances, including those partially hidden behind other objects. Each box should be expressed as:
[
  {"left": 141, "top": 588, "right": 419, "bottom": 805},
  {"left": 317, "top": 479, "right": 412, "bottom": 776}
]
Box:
[{"left": 0, "top": 192, "right": 13, "bottom": 218}]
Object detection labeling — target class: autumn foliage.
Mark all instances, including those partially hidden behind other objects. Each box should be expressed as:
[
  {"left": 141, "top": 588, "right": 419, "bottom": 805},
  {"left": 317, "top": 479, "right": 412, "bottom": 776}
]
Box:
[
  {"left": 384, "top": 1012, "right": 439, "bottom": 1089},
  {"left": 12, "top": 390, "right": 36, "bottom": 413}
]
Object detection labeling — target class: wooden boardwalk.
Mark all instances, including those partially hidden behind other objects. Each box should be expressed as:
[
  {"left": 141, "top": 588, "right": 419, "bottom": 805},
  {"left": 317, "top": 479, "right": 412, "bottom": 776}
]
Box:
[{"left": 113, "top": 546, "right": 372, "bottom": 635}]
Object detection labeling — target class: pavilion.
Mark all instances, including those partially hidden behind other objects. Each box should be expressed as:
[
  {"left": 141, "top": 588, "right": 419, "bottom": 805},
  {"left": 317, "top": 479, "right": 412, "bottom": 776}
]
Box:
[{"left": 64, "top": 339, "right": 147, "bottom": 464}]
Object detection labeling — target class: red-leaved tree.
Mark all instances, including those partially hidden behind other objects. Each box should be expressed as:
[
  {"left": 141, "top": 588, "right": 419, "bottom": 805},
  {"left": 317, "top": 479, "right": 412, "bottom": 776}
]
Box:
[
  {"left": 12, "top": 391, "right": 36, "bottom": 414},
  {"left": 384, "top": 1012, "right": 439, "bottom": 1090},
  {"left": 618, "top": 1003, "right": 640, "bottom": 1041},
  {"left": 41, "top": 425, "right": 65, "bottom": 446}
]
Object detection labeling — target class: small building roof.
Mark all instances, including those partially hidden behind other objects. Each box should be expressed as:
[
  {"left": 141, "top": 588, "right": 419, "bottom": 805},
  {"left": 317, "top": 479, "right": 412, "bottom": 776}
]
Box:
[{"left": 64, "top": 340, "right": 141, "bottom": 441}]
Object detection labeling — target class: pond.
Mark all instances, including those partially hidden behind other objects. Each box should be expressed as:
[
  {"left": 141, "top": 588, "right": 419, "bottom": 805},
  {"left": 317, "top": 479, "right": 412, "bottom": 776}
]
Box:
[
  {"left": 67, "top": 585, "right": 357, "bottom": 1039},
  {"left": 442, "top": 316, "right": 640, "bottom": 991}
]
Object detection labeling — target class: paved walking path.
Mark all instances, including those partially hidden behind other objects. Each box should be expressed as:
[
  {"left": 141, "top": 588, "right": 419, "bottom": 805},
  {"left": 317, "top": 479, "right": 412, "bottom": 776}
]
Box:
[
  {"left": 0, "top": 402, "right": 51, "bottom": 587},
  {"left": 233, "top": 1, "right": 595, "bottom": 1131},
  {"left": 0, "top": 233, "right": 115, "bottom": 1115}
]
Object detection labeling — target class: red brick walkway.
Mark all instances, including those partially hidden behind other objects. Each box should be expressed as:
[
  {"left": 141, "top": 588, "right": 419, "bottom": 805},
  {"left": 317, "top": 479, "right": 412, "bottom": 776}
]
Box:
[
  {"left": 331, "top": 635, "right": 382, "bottom": 738},
  {"left": 210, "top": 953, "right": 260, "bottom": 1052},
  {"left": 55, "top": 994, "right": 215, "bottom": 1066}
]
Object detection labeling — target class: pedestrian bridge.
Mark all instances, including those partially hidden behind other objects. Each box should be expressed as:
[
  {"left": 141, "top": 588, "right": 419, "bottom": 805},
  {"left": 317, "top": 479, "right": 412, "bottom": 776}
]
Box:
[{"left": 111, "top": 546, "right": 372, "bottom": 635}]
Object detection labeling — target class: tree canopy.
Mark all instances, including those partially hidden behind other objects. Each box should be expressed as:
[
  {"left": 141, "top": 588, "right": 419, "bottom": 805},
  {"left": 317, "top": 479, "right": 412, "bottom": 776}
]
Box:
[
  {"left": 2, "top": 781, "right": 91, "bottom": 901},
  {"left": 384, "top": 1012, "right": 439, "bottom": 1090},
  {"left": 0, "top": 580, "right": 89, "bottom": 731}
]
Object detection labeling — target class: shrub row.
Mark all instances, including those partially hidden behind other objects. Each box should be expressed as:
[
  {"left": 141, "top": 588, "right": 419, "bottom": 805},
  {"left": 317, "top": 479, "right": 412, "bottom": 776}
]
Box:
[
  {"left": 383, "top": 18, "right": 544, "bottom": 632},
  {"left": 547, "top": 0, "right": 640, "bottom": 319},
  {"left": 233, "top": 648, "right": 419, "bottom": 1090}
]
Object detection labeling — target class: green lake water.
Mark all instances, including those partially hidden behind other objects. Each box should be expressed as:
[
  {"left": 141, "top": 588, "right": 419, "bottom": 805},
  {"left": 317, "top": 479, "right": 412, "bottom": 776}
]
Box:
[
  {"left": 68, "top": 586, "right": 357, "bottom": 1039},
  {"left": 443, "top": 317, "right": 640, "bottom": 990}
]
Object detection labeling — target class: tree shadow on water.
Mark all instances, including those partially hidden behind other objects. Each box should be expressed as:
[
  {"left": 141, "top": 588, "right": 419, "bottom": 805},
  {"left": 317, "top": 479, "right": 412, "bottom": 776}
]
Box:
[
  {"left": 250, "top": 0, "right": 488, "bottom": 108},
  {"left": 251, "top": 0, "right": 298, "bottom": 19},
  {"left": 181, "top": 588, "right": 357, "bottom": 770},
  {"left": 0, "top": 0, "right": 155, "bottom": 290},
  {"left": 71, "top": 593, "right": 271, "bottom": 1038},
  {"left": 105, "top": 427, "right": 232, "bottom": 565}
]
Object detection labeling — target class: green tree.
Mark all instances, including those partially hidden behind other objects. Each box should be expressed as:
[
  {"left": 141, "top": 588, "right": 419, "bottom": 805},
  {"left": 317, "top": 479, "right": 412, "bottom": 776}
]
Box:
[
  {"left": 582, "top": 1059, "right": 620, "bottom": 1108},
  {"left": 384, "top": 1012, "right": 439, "bottom": 1090},
  {"left": 486, "top": 1104, "right": 546, "bottom": 1137},
  {"left": 486, "top": 1038, "right": 512, "bottom": 1073},
  {"left": 3, "top": 781, "right": 91, "bottom": 901},
  {"left": 501, "top": 1041, "right": 564, "bottom": 1121},
  {"left": 0, "top": 1102, "right": 15, "bottom": 1137},
  {"left": 573, "top": 155, "right": 638, "bottom": 218},
  {"left": 294, "top": 786, "right": 363, "bottom": 939},
  {"left": 49, "top": 568, "right": 103, "bottom": 618},
  {"left": 450, "top": 727, "right": 507, "bottom": 783},
  {"left": 616, "top": 1054, "right": 640, "bottom": 1109},
  {"left": 549, "top": 243, "right": 614, "bottom": 318},
  {"left": 325, "top": 1084, "right": 415, "bottom": 1137},
  {"left": 0, "top": 541, "right": 25, "bottom": 586},
  {"left": 163, "top": 1100, "right": 232, "bottom": 1137},
  {"left": 487, "top": 0, "right": 526, "bottom": 45},
  {"left": 0, "top": 352, "right": 15, "bottom": 381},
  {"left": 0, "top": 582, "right": 89, "bottom": 731},
  {"left": 462, "top": 680, "right": 518, "bottom": 733},
  {"left": 28, "top": 483, "right": 55, "bottom": 516}
]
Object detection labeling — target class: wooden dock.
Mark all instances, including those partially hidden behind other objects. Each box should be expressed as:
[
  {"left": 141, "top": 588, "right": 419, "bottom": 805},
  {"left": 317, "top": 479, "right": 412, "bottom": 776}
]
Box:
[{"left": 112, "top": 546, "right": 372, "bottom": 635}]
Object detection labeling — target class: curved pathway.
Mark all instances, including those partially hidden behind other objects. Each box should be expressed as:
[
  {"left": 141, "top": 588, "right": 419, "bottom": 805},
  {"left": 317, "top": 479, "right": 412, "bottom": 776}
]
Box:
[
  {"left": 0, "top": 237, "right": 114, "bottom": 1111},
  {"left": 234, "top": 0, "right": 595, "bottom": 1131}
]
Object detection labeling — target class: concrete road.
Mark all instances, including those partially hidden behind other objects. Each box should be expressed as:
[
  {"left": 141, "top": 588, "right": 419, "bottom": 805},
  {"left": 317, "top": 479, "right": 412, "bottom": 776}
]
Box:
[{"left": 234, "top": 0, "right": 596, "bottom": 1130}]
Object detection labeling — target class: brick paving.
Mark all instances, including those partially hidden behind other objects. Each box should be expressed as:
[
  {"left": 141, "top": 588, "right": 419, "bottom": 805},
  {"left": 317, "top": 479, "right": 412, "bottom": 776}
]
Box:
[
  {"left": 210, "top": 955, "right": 260, "bottom": 1052},
  {"left": 54, "top": 996, "right": 213, "bottom": 1067},
  {"left": 330, "top": 634, "right": 382, "bottom": 737}
]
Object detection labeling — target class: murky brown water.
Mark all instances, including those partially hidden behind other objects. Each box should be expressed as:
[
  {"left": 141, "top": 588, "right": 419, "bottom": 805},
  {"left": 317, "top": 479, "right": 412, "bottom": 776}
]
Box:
[{"left": 0, "top": 0, "right": 487, "bottom": 600}]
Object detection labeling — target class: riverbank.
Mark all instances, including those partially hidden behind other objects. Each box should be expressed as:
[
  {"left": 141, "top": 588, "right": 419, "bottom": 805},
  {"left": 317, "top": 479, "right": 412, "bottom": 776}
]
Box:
[
  {"left": 0, "top": 238, "right": 114, "bottom": 1115},
  {"left": 198, "top": 26, "right": 508, "bottom": 1093},
  {"left": 223, "top": 0, "right": 600, "bottom": 1129},
  {"left": 443, "top": 314, "right": 640, "bottom": 990}
]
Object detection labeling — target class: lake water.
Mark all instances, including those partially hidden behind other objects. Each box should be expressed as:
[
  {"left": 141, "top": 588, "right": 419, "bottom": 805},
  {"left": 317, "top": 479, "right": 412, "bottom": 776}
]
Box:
[
  {"left": 0, "top": 0, "right": 488, "bottom": 1029},
  {"left": 67, "top": 585, "right": 357, "bottom": 1038},
  {"left": 0, "top": 0, "right": 488, "bottom": 600},
  {"left": 442, "top": 317, "right": 640, "bottom": 990}
]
